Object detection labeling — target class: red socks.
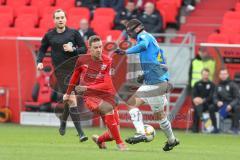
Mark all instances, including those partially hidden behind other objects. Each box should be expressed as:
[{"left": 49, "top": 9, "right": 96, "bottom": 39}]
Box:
[
  {"left": 98, "top": 131, "right": 112, "bottom": 143},
  {"left": 102, "top": 114, "right": 123, "bottom": 144}
]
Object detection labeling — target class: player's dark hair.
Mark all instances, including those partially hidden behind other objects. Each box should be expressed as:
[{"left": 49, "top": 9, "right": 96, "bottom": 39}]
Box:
[
  {"left": 126, "top": 19, "right": 143, "bottom": 31},
  {"left": 88, "top": 35, "right": 101, "bottom": 46},
  {"left": 125, "top": 19, "right": 144, "bottom": 39},
  {"left": 53, "top": 9, "right": 67, "bottom": 19},
  {"left": 201, "top": 68, "right": 210, "bottom": 73}
]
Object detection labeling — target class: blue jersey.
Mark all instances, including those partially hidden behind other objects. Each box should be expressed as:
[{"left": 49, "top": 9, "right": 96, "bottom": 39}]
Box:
[{"left": 126, "top": 31, "right": 169, "bottom": 85}]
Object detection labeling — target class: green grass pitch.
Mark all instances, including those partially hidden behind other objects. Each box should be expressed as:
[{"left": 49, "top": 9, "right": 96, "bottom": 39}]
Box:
[{"left": 0, "top": 123, "right": 239, "bottom": 160}]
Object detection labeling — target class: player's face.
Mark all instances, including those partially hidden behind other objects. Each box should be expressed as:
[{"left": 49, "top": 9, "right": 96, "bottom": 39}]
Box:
[
  {"left": 90, "top": 41, "right": 103, "bottom": 58},
  {"left": 219, "top": 70, "right": 229, "bottom": 81},
  {"left": 202, "top": 71, "right": 209, "bottom": 81},
  {"left": 54, "top": 11, "right": 67, "bottom": 29}
]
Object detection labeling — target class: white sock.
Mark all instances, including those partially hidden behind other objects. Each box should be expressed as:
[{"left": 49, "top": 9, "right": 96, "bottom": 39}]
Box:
[
  {"left": 159, "top": 117, "right": 175, "bottom": 143},
  {"left": 129, "top": 108, "right": 145, "bottom": 135}
]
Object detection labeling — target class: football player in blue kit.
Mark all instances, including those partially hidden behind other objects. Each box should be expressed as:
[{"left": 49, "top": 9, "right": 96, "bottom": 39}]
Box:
[{"left": 116, "top": 19, "right": 180, "bottom": 151}]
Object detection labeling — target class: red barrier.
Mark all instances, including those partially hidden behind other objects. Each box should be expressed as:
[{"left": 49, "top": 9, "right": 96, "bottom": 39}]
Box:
[{"left": 0, "top": 38, "right": 37, "bottom": 123}]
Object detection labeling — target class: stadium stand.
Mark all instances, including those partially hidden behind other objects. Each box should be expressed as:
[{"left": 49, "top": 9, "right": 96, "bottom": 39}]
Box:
[
  {"left": 178, "top": 0, "right": 238, "bottom": 43},
  {"left": 21, "top": 28, "right": 46, "bottom": 37},
  {"left": 0, "top": 27, "right": 21, "bottom": 36},
  {"left": 68, "top": 7, "right": 90, "bottom": 21},
  {"left": 156, "top": 0, "right": 180, "bottom": 24},
  {"left": 207, "top": 33, "right": 229, "bottom": 43},
  {"left": 55, "top": 0, "right": 75, "bottom": 10},
  {"left": 39, "top": 16, "right": 54, "bottom": 30},
  {"left": 7, "top": 0, "right": 30, "bottom": 6},
  {"left": 30, "top": 0, "right": 55, "bottom": 7},
  {"left": 14, "top": 6, "right": 38, "bottom": 18},
  {"left": 15, "top": 15, "right": 38, "bottom": 29}
]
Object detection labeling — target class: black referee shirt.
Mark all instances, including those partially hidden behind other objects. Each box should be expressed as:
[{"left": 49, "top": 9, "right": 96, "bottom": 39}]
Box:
[{"left": 37, "top": 27, "right": 87, "bottom": 68}]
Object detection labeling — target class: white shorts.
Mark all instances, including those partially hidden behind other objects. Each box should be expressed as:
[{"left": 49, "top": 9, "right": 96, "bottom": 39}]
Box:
[{"left": 136, "top": 83, "right": 169, "bottom": 112}]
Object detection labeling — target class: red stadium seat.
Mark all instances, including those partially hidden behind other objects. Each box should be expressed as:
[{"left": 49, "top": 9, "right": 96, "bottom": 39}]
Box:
[
  {"left": 0, "top": 27, "right": 21, "bottom": 36},
  {"left": 102, "top": 30, "right": 122, "bottom": 41},
  {"left": 68, "top": 7, "right": 90, "bottom": 21},
  {"left": 91, "top": 20, "right": 112, "bottom": 34},
  {"left": 39, "top": 16, "right": 54, "bottom": 30},
  {"left": 160, "top": 0, "right": 181, "bottom": 8},
  {"left": 40, "top": 6, "right": 58, "bottom": 18},
  {"left": 235, "top": 3, "right": 240, "bottom": 12},
  {"left": 207, "top": 33, "right": 229, "bottom": 44},
  {"left": 93, "top": 8, "right": 115, "bottom": 22},
  {"left": 223, "top": 11, "right": 240, "bottom": 21},
  {"left": 14, "top": 6, "right": 38, "bottom": 19},
  {"left": 6, "top": 0, "right": 30, "bottom": 7},
  {"left": 0, "top": 6, "right": 14, "bottom": 27},
  {"left": 156, "top": 1, "right": 178, "bottom": 23},
  {"left": 220, "top": 23, "right": 240, "bottom": 35},
  {"left": 15, "top": 15, "right": 37, "bottom": 29},
  {"left": 67, "top": 16, "right": 83, "bottom": 29},
  {"left": 0, "top": 0, "right": 6, "bottom": 5},
  {"left": 229, "top": 34, "right": 240, "bottom": 44},
  {"left": 30, "top": 0, "right": 54, "bottom": 7},
  {"left": 173, "top": 0, "right": 183, "bottom": 8},
  {"left": 0, "top": 13, "right": 14, "bottom": 27},
  {"left": 21, "top": 28, "right": 46, "bottom": 37},
  {"left": 0, "top": 6, "right": 14, "bottom": 18},
  {"left": 55, "top": 0, "right": 75, "bottom": 10}
]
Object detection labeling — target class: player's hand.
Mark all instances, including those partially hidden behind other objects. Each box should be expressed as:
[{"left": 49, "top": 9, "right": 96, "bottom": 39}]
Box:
[
  {"left": 115, "top": 49, "right": 126, "bottom": 55},
  {"left": 193, "top": 97, "right": 202, "bottom": 106},
  {"left": 217, "top": 101, "right": 223, "bottom": 107},
  {"left": 63, "top": 94, "right": 70, "bottom": 101},
  {"left": 63, "top": 43, "right": 74, "bottom": 52},
  {"left": 37, "top": 63, "right": 44, "bottom": 70},
  {"left": 226, "top": 105, "right": 232, "bottom": 112},
  {"left": 75, "top": 85, "right": 87, "bottom": 93}
]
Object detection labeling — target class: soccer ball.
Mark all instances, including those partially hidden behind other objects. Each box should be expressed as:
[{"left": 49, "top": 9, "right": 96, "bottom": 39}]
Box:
[{"left": 144, "top": 124, "right": 156, "bottom": 142}]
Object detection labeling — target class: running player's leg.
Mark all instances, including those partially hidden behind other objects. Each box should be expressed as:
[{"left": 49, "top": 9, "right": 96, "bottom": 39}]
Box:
[
  {"left": 125, "top": 84, "right": 153, "bottom": 144},
  {"left": 147, "top": 95, "right": 179, "bottom": 151},
  {"left": 66, "top": 94, "right": 88, "bottom": 142},
  {"left": 127, "top": 93, "right": 146, "bottom": 135},
  {"left": 99, "top": 101, "right": 127, "bottom": 150},
  {"left": 96, "top": 108, "right": 120, "bottom": 146},
  {"left": 55, "top": 71, "right": 70, "bottom": 136},
  {"left": 89, "top": 98, "right": 127, "bottom": 150}
]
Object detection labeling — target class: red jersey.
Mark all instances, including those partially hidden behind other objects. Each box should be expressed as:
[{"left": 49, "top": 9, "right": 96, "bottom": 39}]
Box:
[{"left": 66, "top": 54, "right": 115, "bottom": 96}]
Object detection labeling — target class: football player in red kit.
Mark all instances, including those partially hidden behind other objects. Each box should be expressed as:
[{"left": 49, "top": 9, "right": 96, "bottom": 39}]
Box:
[{"left": 63, "top": 35, "right": 127, "bottom": 151}]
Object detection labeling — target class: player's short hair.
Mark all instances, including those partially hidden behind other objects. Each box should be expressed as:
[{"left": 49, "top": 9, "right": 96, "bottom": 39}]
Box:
[
  {"left": 201, "top": 68, "right": 210, "bottom": 73},
  {"left": 88, "top": 35, "right": 101, "bottom": 46},
  {"left": 53, "top": 9, "right": 67, "bottom": 19}
]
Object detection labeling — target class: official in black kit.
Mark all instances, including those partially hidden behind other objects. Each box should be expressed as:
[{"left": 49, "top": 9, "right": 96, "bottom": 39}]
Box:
[
  {"left": 36, "top": 9, "right": 88, "bottom": 142},
  {"left": 191, "top": 68, "right": 217, "bottom": 133}
]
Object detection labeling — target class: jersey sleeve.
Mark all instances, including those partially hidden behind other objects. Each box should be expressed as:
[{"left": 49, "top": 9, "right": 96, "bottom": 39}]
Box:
[
  {"left": 126, "top": 34, "right": 149, "bottom": 54},
  {"left": 37, "top": 33, "right": 49, "bottom": 63},
  {"left": 66, "top": 58, "right": 83, "bottom": 94},
  {"left": 87, "top": 62, "right": 112, "bottom": 91}
]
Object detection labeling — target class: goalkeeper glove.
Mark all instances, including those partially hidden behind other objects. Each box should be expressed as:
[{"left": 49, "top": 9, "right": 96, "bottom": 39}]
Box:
[{"left": 115, "top": 48, "right": 126, "bottom": 55}]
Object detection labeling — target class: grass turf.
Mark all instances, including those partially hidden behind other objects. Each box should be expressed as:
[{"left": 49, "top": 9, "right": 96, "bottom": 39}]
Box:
[{"left": 0, "top": 123, "right": 239, "bottom": 160}]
